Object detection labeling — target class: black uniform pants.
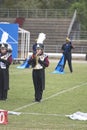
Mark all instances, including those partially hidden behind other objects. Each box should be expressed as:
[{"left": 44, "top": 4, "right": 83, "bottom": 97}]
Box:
[
  {"left": 0, "top": 87, "right": 8, "bottom": 100},
  {"left": 63, "top": 54, "right": 73, "bottom": 72},
  {"left": 0, "top": 68, "right": 9, "bottom": 100},
  {"left": 32, "top": 69, "right": 45, "bottom": 101}
]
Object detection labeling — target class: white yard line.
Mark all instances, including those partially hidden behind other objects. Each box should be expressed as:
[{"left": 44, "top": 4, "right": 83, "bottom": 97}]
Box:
[
  {"left": 13, "top": 82, "right": 87, "bottom": 112},
  {"left": 22, "top": 112, "right": 65, "bottom": 117}
]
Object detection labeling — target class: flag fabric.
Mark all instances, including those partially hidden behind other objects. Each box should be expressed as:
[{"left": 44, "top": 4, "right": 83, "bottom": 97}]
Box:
[
  {"left": 17, "top": 58, "right": 30, "bottom": 69},
  {"left": 66, "top": 111, "right": 87, "bottom": 121},
  {"left": 52, "top": 55, "right": 64, "bottom": 74}
]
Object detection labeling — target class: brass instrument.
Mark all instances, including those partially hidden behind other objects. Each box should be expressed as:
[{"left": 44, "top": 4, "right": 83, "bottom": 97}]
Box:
[
  {"left": 33, "top": 49, "right": 43, "bottom": 69},
  {"left": 35, "top": 49, "right": 41, "bottom": 65},
  {"left": 36, "top": 55, "right": 39, "bottom": 65}
]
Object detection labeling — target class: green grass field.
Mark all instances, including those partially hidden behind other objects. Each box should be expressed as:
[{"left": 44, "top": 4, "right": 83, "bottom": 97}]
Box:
[{"left": 0, "top": 60, "right": 87, "bottom": 130}]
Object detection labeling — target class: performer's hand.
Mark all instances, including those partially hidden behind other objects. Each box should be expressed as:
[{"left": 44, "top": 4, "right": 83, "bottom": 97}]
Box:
[
  {"left": 36, "top": 49, "right": 42, "bottom": 56},
  {"left": 31, "top": 54, "right": 36, "bottom": 59}
]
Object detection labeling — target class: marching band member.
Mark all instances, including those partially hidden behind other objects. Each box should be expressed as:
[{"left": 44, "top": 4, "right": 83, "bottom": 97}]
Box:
[
  {"left": 61, "top": 37, "right": 75, "bottom": 73},
  {"left": 0, "top": 43, "right": 12, "bottom": 100},
  {"left": 28, "top": 33, "right": 49, "bottom": 102}
]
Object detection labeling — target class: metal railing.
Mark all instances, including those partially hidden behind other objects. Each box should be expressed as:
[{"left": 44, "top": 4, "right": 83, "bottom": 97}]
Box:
[{"left": 0, "top": 8, "right": 74, "bottom": 18}]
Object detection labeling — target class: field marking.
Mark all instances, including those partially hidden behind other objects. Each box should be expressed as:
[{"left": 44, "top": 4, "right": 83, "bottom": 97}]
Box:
[
  {"left": 13, "top": 82, "right": 87, "bottom": 112},
  {"left": 22, "top": 112, "right": 65, "bottom": 117}
]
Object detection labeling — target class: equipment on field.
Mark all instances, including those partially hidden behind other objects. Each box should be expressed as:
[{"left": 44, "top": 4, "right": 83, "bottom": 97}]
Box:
[
  {"left": 52, "top": 55, "right": 64, "bottom": 74},
  {"left": 17, "top": 57, "right": 30, "bottom": 69},
  {"left": 0, "top": 110, "right": 8, "bottom": 125}
]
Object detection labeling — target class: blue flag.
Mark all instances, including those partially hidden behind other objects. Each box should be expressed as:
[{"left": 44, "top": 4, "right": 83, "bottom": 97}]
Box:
[
  {"left": 52, "top": 55, "right": 64, "bottom": 74},
  {"left": 17, "top": 57, "right": 30, "bottom": 69}
]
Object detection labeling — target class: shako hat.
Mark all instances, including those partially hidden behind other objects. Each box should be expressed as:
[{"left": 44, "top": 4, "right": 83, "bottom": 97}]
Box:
[{"left": 36, "top": 44, "right": 44, "bottom": 50}]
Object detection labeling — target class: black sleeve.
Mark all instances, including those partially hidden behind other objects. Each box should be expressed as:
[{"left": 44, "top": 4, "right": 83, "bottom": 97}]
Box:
[{"left": 28, "top": 57, "right": 36, "bottom": 68}]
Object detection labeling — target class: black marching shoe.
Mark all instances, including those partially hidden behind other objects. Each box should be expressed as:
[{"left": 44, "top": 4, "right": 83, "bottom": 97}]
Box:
[{"left": 33, "top": 99, "right": 41, "bottom": 103}]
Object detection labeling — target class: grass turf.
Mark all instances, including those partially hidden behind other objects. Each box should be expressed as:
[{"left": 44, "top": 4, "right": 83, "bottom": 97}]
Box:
[{"left": 0, "top": 60, "right": 87, "bottom": 130}]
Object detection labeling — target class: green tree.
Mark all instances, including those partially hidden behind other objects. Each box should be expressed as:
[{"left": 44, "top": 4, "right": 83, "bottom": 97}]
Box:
[
  {"left": 70, "top": 0, "right": 87, "bottom": 30},
  {"left": 0, "top": 0, "right": 15, "bottom": 8},
  {"left": 13, "top": 0, "right": 42, "bottom": 9}
]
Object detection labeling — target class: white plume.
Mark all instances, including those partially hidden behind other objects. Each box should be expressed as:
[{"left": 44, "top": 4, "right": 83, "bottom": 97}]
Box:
[{"left": 37, "top": 33, "right": 46, "bottom": 44}]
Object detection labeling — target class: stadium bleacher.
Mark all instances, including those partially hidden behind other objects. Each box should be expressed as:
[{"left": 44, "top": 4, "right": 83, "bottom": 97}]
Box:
[{"left": 23, "top": 18, "right": 71, "bottom": 53}]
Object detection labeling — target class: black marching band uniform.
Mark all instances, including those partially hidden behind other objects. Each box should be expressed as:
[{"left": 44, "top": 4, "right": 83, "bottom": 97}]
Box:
[
  {"left": 28, "top": 43, "right": 49, "bottom": 102},
  {"left": 0, "top": 43, "right": 12, "bottom": 100},
  {"left": 61, "top": 37, "right": 74, "bottom": 73}
]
